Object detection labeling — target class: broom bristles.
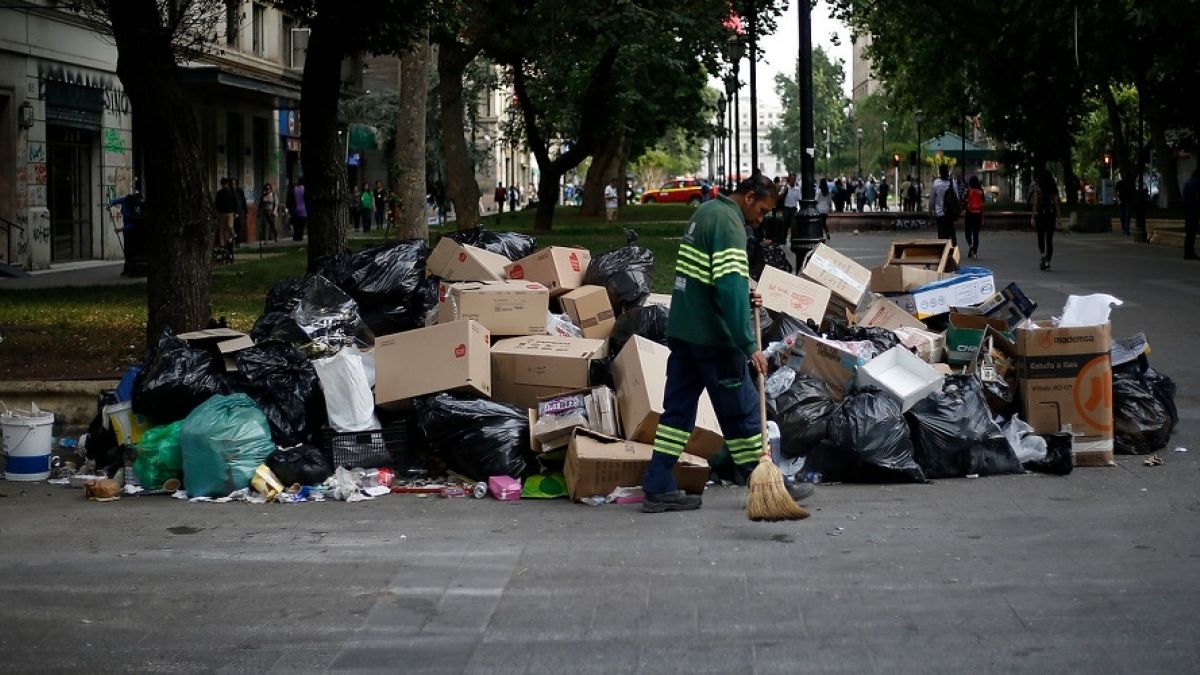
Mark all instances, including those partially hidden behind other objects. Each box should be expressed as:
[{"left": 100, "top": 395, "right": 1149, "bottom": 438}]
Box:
[{"left": 746, "top": 455, "right": 810, "bottom": 522}]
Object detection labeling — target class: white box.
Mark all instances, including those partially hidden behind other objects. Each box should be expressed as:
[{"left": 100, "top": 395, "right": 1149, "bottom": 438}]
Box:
[
  {"left": 891, "top": 275, "right": 996, "bottom": 319},
  {"left": 855, "top": 345, "right": 945, "bottom": 412}
]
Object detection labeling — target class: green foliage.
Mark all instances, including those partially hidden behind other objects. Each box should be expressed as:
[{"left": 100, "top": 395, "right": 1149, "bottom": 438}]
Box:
[{"left": 767, "top": 46, "right": 849, "bottom": 175}]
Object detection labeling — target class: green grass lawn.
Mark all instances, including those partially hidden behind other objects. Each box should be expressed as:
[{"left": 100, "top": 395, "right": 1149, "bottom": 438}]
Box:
[{"left": 0, "top": 205, "right": 693, "bottom": 379}]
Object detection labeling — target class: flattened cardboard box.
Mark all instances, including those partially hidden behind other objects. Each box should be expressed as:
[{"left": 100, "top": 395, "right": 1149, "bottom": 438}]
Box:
[
  {"left": 855, "top": 294, "right": 927, "bottom": 331},
  {"left": 559, "top": 285, "right": 616, "bottom": 340},
  {"left": 177, "top": 328, "right": 254, "bottom": 372},
  {"left": 789, "top": 333, "right": 869, "bottom": 400},
  {"left": 374, "top": 319, "right": 491, "bottom": 408},
  {"left": 610, "top": 335, "right": 725, "bottom": 460},
  {"left": 757, "top": 265, "right": 831, "bottom": 325},
  {"left": 504, "top": 246, "right": 591, "bottom": 295},
  {"left": 490, "top": 335, "right": 608, "bottom": 410},
  {"left": 1015, "top": 322, "right": 1114, "bottom": 467},
  {"left": 426, "top": 237, "right": 510, "bottom": 281},
  {"left": 565, "top": 429, "right": 708, "bottom": 501},
  {"left": 437, "top": 280, "right": 549, "bottom": 336},
  {"left": 869, "top": 264, "right": 953, "bottom": 294},
  {"left": 800, "top": 243, "right": 872, "bottom": 307}
]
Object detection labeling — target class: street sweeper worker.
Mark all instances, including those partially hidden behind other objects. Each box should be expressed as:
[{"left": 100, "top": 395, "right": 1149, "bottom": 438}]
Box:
[{"left": 641, "top": 174, "right": 815, "bottom": 513}]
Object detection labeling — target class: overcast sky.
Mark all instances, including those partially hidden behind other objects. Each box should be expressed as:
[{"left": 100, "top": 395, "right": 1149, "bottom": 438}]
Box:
[{"left": 734, "top": 0, "right": 854, "bottom": 103}]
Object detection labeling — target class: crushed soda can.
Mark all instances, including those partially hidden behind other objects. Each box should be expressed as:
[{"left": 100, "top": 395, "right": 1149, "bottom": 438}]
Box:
[{"left": 472, "top": 482, "right": 488, "bottom": 499}]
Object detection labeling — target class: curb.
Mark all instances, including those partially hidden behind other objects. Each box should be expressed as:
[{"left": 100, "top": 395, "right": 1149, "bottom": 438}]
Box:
[{"left": 0, "top": 380, "right": 118, "bottom": 434}]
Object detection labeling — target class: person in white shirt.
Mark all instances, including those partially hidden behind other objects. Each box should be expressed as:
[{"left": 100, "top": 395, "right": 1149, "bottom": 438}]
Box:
[
  {"left": 816, "top": 178, "right": 832, "bottom": 214},
  {"left": 780, "top": 173, "right": 802, "bottom": 234},
  {"left": 604, "top": 179, "right": 619, "bottom": 223},
  {"left": 928, "top": 164, "right": 958, "bottom": 246}
]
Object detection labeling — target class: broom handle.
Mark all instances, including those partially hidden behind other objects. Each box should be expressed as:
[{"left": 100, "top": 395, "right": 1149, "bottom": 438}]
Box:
[{"left": 752, "top": 304, "right": 769, "bottom": 459}]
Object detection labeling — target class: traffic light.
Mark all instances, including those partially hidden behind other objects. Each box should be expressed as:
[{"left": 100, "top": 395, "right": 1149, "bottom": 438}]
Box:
[{"left": 892, "top": 153, "right": 901, "bottom": 168}]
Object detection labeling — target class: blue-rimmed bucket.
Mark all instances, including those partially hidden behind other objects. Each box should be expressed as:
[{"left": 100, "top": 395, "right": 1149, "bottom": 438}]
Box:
[{"left": 2, "top": 408, "right": 55, "bottom": 481}]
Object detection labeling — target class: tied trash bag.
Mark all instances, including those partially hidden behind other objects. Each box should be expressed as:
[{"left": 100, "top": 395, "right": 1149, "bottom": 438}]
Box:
[
  {"left": 608, "top": 302, "right": 670, "bottom": 357},
  {"left": 583, "top": 230, "right": 655, "bottom": 313},
  {"left": 133, "top": 421, "right": 184, "bottom": 489},
  {"left": 290, "top": 275, "right": 366, "bottom": 346},
  {"left": 415, "top": 393, "right": 530, "bottom": 480},
  {"left": 769, "top": 370, "right": 836, "bottom": 459},
  {"left": 179, "top": 394, "right": 276, "bottom": 497},
  {"left": 447, "top": 227, "right": 537, "bottom": 261},
  {"left": 762, "top": 243, "right": 793, "bottom": 275},
  {"left": 762, "top": 311, "right": 816, "bottom": 346},
  {"left": 250, "top": 311, "right": 311, "bottom": 346},
  {"left": 232, "top": 342, "right": 327, "bottom": 446},
  {"left": 1112, "top": 357, "right": 1178, "bottom": 455},
  {"left": 264, "top": 277, "right": 310, "bottom": 314},
  {"left": 132, "top": 328, "right": 229, "bottom": 423},
  {"left": 906, "top": 376, "right": 1022, "bottom": 479},
  {"left": 266, "top": 444, "right": 333, "bottom": 487},
  {"left": 1025, "top": 432, "right": 1073, "bottom": 475},
  {"left": 812, "top": 388, "right": 925, "bottom": 483},
  {"left": 335, "top": 239, "right": 429, "bottom": 308}
]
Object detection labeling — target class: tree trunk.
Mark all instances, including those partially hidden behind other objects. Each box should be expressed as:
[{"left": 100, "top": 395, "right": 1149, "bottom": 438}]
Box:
[
  {"left": 1061, "top": 143, "right": 1079, "bottom": 207},
  {"left": 301, "top": 20, "right": 350, "bottom": 270},
  {"left": 108, "top": 0, "right": 213, "bottom": 347},
  {"left": 394, "top": 36, "right": 430, "bottom": 240},
  {"left": 1100, "top": 83, "right": 1133, "bottom": 180},
  {"left": 436, "top": 40, "right": 483, "bottom": 231},
  {"left": 534, "top": 169, "right": 563, "bottom": 233},
  {"left": 581, "top": 135, "right": 622, "bottom": 217}
]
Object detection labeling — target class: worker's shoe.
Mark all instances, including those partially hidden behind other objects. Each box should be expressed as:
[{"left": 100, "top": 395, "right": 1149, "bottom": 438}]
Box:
[
  {"left": 642, "top": 490, "right": 702, "bottom": 513},
  {"left": 785, "top": 479, "right": 816, "bottom": 503}
]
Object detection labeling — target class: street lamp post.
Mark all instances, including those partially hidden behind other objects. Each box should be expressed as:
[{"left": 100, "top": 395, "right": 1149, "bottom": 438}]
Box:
[
  {"left": 856, "top": 127, "right": 863, "bottom": 178},
  {"left": 789, "top": 0, "right": 827, "bottom": 271},
  {"left": 746, "top": 0, "right": 758, "bottom": 178},
  {"left": 717, "top": 93, "right": 727, "bottom": 190},
  {"left": 914, "top": 109, "right": 925, "bottom": 194},
  {"left": 881, "top": 120, "right": 888, "bottom": 175},
  {"left": 724, "top": 75, "right": 737, "bottom": 191}
]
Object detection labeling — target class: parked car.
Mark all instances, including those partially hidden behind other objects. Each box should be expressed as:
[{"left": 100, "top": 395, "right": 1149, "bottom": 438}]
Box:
[{"left": 640, "top": 179, "right": 718, "bottom": 205}]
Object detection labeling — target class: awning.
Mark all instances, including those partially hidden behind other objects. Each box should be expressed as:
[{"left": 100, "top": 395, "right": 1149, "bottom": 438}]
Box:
[
  {"left": 179, "top": 66, "right": 301, "bottom": 106},
  {"left": 922, "top": 132, "right": 997, "bottom": 161},
  {"left": 347, "top": 124, "right": 378, "bottom": 151}
]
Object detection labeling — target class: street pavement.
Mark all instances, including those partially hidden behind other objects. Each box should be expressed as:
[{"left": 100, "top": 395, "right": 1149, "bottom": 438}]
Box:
[{"left": 2, "top": 230, "right": 1199, "bottom": 673}]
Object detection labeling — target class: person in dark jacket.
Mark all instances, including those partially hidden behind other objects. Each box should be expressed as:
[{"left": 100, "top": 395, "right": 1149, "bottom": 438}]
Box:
[
  {"left": 230, "top": 176, "right": 248, "bottom": 244},
  {"left": 215, "top": 177, "right": 236, "bottom": 249}
]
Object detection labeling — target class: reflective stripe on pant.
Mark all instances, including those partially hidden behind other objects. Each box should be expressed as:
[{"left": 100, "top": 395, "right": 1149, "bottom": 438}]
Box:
[{"left": 643, "top": 337, "right": 763, "bottom": 495}]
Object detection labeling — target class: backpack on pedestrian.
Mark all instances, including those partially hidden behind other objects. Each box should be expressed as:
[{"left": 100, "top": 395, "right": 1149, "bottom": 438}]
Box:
[{"left": 942, "top": 180, "right": 961, "bottom": 219}]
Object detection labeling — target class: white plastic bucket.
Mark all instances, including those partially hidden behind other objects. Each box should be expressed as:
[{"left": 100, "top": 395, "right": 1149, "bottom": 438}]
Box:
[
  {"left": 103, "top": 401, "right": 147, "bottom": 445},
  {"left": 2, "top": 409, "right": 55, "bottom": 481}
]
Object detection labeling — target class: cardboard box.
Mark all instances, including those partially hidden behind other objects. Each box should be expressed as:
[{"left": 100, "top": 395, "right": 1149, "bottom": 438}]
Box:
[
  {"left": 504, "top": 246, "right": 591, "bottom": 295},
  {"left": 801, "top": 243, "right": 873, "bottom": 308},
  {"left": 1015, "top": 322, "right": 1114, "bottom": 467},
  {"left": 855, "top": 345, "right": 945, "bottom": 412},
  {"left": 177, "top": 328, "right": 254, "bottom": 372},
  {"left": 488, "top": 475, "right": 521, "bottom": 501},
  {"left": 855, "top": 294, "right": 926, "bottom": 331},
  {"left": 610, "top": 336, "right": 725, "bottom": 460},
  {"left": 559, "top": 285, "right": 616, "bottom": 340},
  {"left": 788, "top": 333, "right": 869, "bottom": 400},
  {"left": 375, "top": 320, "right": 491, "bottom": 407},
  {"left": 529, "top": 385, "right": 621, "bottom": 452},
  {"left": 757, "top": 265, "right": 832, "bottom": 325},
  {"left": 884, "top": 239, "right": 960, "bottom": 272},
  {"left": 945, "top": 313, "right": 1013, "bottom": 365},
  {"left": 952, "top": 282, "right": 1037, "bottom": 330},
  {"left": 892, "top": 274, "right": 997, "bottom": 319},
  {"left": 426, "top": 237, "right": 510, "bottom": 281},
  {"left": 893, "top": 326, "right": 946, "bottom": 364},
  {"left": 437, "top": 280, "right": 549, "bottom": 336},
  {"left": 870, "top": 265, "right": 953, "bottom": 294},
  {"left": 564, "top": 429, "right": 708, "bottom": 501},
  {"left": 490, "top": 335, "right": 608, "bottom": 409}
]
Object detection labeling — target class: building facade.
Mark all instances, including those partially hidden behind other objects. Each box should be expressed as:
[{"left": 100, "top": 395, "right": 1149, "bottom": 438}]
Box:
[
  {"left": 472, "top": 78, "right": 536, "bottom": 211},
  {"left": 850, "top": 34, "right": 878, "bottom": 102}
]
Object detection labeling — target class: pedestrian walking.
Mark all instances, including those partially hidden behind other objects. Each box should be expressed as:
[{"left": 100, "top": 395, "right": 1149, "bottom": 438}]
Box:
[
  {"left": 374, "top": 180, "right": 389, "bottom": 230},
  {"left": 878, "top": 177, "right": 890, "bottom": 211},
  {"left": 855, "top": 179, "right": 865, "bottom": 212},
  {"left": 963, "top": 175, "right": 985, "bottom": 258},
  {"left": 1183, "top": 168, "right": 1200, "bottom": 260},
  {"left": 780, "top": 173, "right": 801, "bottom": 233},
  {"left": 231, "top": 177, "right": 248, "bottom": 244},
  {"left": 288, "top": 176, "right": 307, "bottom": 241},
  {"left": 604, "top": 178, "right": 620, "bottom": 223},
  {"left": 816, "top": 178, "right": 832, "bottom": 215},
  {"left": 1030, "top": 169, "right": 1060, "bottom": 271},
  {"left": 360, "top": 182, "right": 374, "bottom": 232},
  {"left": 109, "top": 178, "right": 145, "bottom": 276},
  {"left": 215, "top": 177, "right": 236, "bottom": 250},
  {"left": 493, "top": 182, "right": 506, "bottom": 220},
  {"left": 833, "top": 178, "right": 846, "bottom": 212},
  {"left": 865, "top": 178, "right": 878, "bottom": 212},
  {"left": 640, "top": 175, "right": 813, "bottom": 513},
  {"left": 929, "top": 164, "right": 959, "bottom": 246},
  {"left": 258, "top": 182, "right": 279, "bottom": 243}
]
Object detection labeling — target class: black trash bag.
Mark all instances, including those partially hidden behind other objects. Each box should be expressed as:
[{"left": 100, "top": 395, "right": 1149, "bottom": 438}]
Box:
[
  {"left": 762, "top": 310, "right": 817, "bottom": 346},
  {"left": 132, "top": 328, "right": 229, "bottom": 423},
  {"left": 266, "top": 444, "right": 333, "bottom": 486},
  {"left": 335, "top": 239, "right": 429, "bottom": 308},
  {"left": 415, "top": 392, "right": 530, "bottom": 480},
  {"left": 231, "top": 342, "right": 327, "bottom": 446},
  {"left": 1025, "top": 432, "right": 1073, "bottom": 475},
  {"left": 907, "top": 376, "right": 1022, "bottom": 478},
  {"left": 748, "top": 228, "right": 765, "bottom": 280},
  {"left": 823, "top": 318, "right": 902, "bottom": 357},
  {"left": 769, "top": 371, "right": 836, "bottom": 459},
  {"left": 1112, "top": 357, "right": 1178, "bottom": 455},
  {"left": 608, "top": 303, "right": 670, "bottom": 357},
  {"left": 589, "top": 355, "right": 616, "bottom": 390},
  {"left": 359, "top": 274, "right": 441, "bottom": 336},
  {"left": 84, "top": 411, "right": 122, "bottom": 477},
  {"left": 583, "top": 231, "right": 655, "bottom": 313},
  {"left": 762, "top": 243, "right": 793, "bottom": 274},
  {"left": 290, "top": 274, "right": 366, "bottom": 345},
  {"left": 250, "top": 311, "right": 311, "bottom": 346},
  {"left": 814, "top": 388, "right": 926, "bottom": 483},
  {"left": 264, "top": 277, "right": 308, "bottom": 314},
  {"left": 446, "top": 227, "right": 537, "bottom": 261}
]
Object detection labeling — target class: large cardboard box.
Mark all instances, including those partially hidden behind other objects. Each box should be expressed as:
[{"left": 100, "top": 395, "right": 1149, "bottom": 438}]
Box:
[
  {"left": 945, "top": 313, "right": 1013, "bottom": 365},
  {"left": 565, "top": 429, "right": 708, "bottom": 501},
  {"left": 1015, "top": 322, "right": 1114, "bottom": 467},
  {"left": 437, "top": 280, "right": 549, "bottom": 336},
  {"left": 610, "top": 336, "right": 725, "bottom": 460},
  {"left": 883, "top": 239, "right": 960, "bottom": 272},
  {"left": 490, "top": 335, "right": 608, "bottom": 409},
  {"left": 789, "top": 333, "right": 869, "bottom": 400},
  {"left": 504, "top": 246, "right": 591, "bottom": 296},
  {"left": 892, "top": 274, "right": 996, "bottom": 319},
  {"left": 559, "top": 285, "right": 616, "bottom": 340},
  {"left": 375, "top": 320, "right": 491, "bottom": 408},
  {"left": 800, "top": 243, "right": 872, "bottom": 308},
  {"left": 178, "top": 327, "right": 254, "bottom": 372},
  {"left": 870, "top": 265, "right": 952, "bottom": 294},
  {"left": 855, "top": 294, "right": 926, "bottom": 331},
  {"left": 951, "top": 282, "right": 1038, "bottom": 330},
  {"left": 426, "top": 237, "right": 510, "bottom": 281},
  {"left": 757, "top": 265, "right": 831, "bottom": 325}
]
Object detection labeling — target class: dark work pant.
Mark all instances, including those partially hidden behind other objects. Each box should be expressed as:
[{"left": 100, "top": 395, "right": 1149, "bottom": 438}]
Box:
[
  {"left": 643, "top": 338, "right": 762, "bottom": 495},
  {"left": 1036, "top": 214, "right": 1056, "bottom": 261},
  {"left": 964, "top": 212, "right": 982, "bottom": 251},
  {"left": 361, "top": 208, "right": 373, "bottom": 232},
  {"left": 375, "top": 207, "right": 386, "bottom": 228},
  {"left": 936, "top": 215, "right": 958, "bottom": 247},
  {"left": 291, "top": 216, "right": 306, "bottom": 241}
]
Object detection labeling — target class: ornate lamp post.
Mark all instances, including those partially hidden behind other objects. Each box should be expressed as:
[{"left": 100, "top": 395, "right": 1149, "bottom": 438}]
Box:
[
  {"left": 880, "top": 120, "right": 888, "bottom": 174},
  {"left": 789, "top": 0, "right": 827, "bottom": 269},
  {"left": 717, "top": 93, "right": 727, "bottom": 190},
  {"left": 724, "top": 73, "right": 740, "bottom": 189},
  {"left": 856, "top": 127, "right": 864, "bottom": 178},
  {"left": 914, "top": 108, "right": 925, "bottom": 190}
]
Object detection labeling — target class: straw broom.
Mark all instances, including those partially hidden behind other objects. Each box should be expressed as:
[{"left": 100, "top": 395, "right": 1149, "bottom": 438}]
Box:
[{"left": 747, "top": 304, "right": 810, "bottom": 522}]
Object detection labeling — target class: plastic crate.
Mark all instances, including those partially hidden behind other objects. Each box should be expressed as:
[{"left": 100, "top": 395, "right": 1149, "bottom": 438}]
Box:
[{"left": 324, "top": 423, "right": 408, "bottom": 469}]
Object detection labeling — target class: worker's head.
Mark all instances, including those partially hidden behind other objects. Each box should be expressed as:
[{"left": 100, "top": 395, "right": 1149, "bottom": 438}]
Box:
[
  {"left": 733, "top": 174, "right": 777, "bottom": 225},
  {"left": 938, "top": 164, "right": 949, "bottom": 180},
  {"left": 786, "top": 173, "right": 797, "bottom": 186}
]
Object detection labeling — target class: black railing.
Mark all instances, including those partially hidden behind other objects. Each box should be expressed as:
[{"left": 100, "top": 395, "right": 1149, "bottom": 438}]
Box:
[{"left": 0, "top": 215, "right": 25, "bottom": 265}]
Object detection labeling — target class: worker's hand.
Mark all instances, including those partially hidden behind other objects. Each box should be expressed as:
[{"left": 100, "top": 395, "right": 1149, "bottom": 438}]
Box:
[
  {"left": 750, "top": 291, "right": 763, "bottom": 309},
  {"left": 750, "top": 350, "right": 768, "bottom": 375}
]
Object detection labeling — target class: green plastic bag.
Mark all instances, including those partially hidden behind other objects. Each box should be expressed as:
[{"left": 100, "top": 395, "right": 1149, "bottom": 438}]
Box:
[
  {"left": 134, "top": 421, "right": 184, "bottom": 489},
  {"left": 180, "top": 394, "right": 276, "bottom": 497},
  {"left": 521, "top": 472, "right": 568, "bottom": 499}
]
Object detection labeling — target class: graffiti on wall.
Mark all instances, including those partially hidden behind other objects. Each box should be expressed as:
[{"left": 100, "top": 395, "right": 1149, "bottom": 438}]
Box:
[
  {"left": 14, "top": 213, "right": 29, "bottom": 258},
  {"left": 32, "top": 163, "right": 47, "bottom": 185},
  {"left": 30, "top": 210, "right": 50, "bottom": 244},
  {"left": 103, "top": 89, "right": 130, "bottom": 116},
  {"left": 27, "top": 185, "right": 47, "bottom": 208},
  {"left": 103, "top": 128, "right": 127, "bottom": 155},
  {"left": 27, "top": 142, "right": 46, "bottom": 163}
]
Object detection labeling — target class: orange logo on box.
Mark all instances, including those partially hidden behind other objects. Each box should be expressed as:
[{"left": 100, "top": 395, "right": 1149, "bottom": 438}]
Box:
[
  {"left": 1039, "top": 331, "right": 1053, "bottom": 349},
  {"left": 438, "top": 284, "right": 449, "bottom": 302},
  {"left": 569, "top": 252, "right": 581, "bottom": 272},
  {"left": 509, "top": 264, "right": 525, "bottom": 279},
  {"left": 458, "top": 252, "right": 467, "bottom": 263},
  {"left": 454, "top": 343, "right": 466, "bottom": 358},
  {"left": 1073, "top": 355, "right": 1113, "bottom": 431}
]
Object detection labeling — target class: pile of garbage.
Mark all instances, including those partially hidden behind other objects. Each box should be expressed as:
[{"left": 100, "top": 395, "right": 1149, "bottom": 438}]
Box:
[{"left": 25, "top": 233, "right": 1176, "bottom": 505}]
